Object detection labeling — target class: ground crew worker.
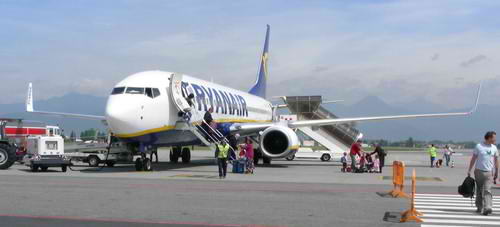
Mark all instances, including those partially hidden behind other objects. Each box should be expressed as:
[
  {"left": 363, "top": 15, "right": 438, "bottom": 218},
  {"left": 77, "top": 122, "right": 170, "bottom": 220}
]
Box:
[
  {"left": 217, "top": 140, "right": 230, "bottom": 179},
  {"left": 467, "top": 131, "right": 499, "bottom": 216},
  {"left": 428, "top": 144, "right": 437, "bottom": 168}
]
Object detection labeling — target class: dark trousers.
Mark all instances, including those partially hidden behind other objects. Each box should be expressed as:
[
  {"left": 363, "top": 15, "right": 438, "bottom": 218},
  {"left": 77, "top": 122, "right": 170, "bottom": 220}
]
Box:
[
  {"left": 217, "top": 158, "right": 227, "bottom": 177},
  {"left": 379, "top": 156, "right": 385, "bottom": 173},
  {"left": 350, "top": 154, "right": 357, "bottom": 172},
  {"left": 430, "top": 156, "right": 436, "bottom": 167},
  {"left": 342, "top": 162, "right": 347, "bottom": 172}
]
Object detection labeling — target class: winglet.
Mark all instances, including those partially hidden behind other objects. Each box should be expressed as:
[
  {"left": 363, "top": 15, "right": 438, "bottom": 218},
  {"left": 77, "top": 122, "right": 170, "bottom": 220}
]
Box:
[
  {"left": 469, "top": 81, "right": 482, "bottom": 114},
  {"left": 26, "top": 83, "right": 33, "bottom": 112}
]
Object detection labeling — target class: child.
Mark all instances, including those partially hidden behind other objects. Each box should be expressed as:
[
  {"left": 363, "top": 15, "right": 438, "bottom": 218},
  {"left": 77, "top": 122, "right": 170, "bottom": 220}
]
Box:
[
  {"left": 341, "top": 152, "right": 348, "bottom": 172},
  {"left": 365, "top": 154, "right": 374, "bottom": 173},
  {"left": 373, "top": 155, "right": 380, "bottom": 173}
]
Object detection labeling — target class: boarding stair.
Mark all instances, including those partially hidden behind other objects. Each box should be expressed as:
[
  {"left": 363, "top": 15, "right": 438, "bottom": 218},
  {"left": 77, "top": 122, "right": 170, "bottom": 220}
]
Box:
[
  {"left": 169, "top": 72, "right": 237, "bottom": 157},
  {"left": 283, "top": 96, "right": 360, "bottom": 152}
]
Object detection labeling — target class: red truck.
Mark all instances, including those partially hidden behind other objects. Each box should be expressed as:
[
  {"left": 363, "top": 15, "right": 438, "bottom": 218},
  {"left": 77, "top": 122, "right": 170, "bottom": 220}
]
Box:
[{"left": 0, "top": 118, "right": 61, "bottom": 169}]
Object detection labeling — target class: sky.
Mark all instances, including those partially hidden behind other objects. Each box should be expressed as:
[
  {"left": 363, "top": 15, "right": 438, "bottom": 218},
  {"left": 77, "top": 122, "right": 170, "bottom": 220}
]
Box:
[{"left": 1, "top": 0, "right": 499, "bottom": 109}]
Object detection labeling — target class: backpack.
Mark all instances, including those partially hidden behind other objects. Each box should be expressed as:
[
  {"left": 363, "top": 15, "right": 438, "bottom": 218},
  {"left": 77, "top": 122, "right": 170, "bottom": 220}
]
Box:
[{"left": 458, "top": 176, "right": 475, "bottom": 198}]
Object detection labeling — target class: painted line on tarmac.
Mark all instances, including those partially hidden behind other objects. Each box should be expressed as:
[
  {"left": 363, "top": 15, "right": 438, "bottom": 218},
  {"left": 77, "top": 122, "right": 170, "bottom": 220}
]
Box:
[
  {"left": 418, "top": 209, "right": 500, "bottom": 215},
  {"left": 423, "top": 213, "right": 500, "bottom": 220},
  {"left": 416, "top": 193, "right": 500, "bottom": 198},
  {"left": 415, "top": 202, "right": 500, "bottom": 207},
  {"left": 0, "top": 214, "right": 287, "bottom": 227},
  {"left": 421, "top": 218, "right": 500, "bottom": 226},
  {"left": 421, "top": 225, "right": 475, "bottom": 227},
  {"left": 416, "top": 198, "right": 500, "bottom": 203},
  {"left": 421, "top": 225, "right": 476, "bottom": 227}
]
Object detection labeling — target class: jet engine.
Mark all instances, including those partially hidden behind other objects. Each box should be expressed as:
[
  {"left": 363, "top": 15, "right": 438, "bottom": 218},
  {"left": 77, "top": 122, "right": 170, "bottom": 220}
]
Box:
[{"left": 259, "top": 125, "right": 300, "bottom": 158}]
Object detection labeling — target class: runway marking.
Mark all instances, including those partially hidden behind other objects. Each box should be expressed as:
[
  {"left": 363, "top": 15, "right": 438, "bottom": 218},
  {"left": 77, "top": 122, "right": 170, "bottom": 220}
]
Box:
[
  {"left": 0, "top": 214, "right": 287, "bottom": 227},
  {"left": 417, "top": 193, "right": 500, "bottom": 227},
  {"left": 170, "top": 174, "right": 219, "bottom": 179}
]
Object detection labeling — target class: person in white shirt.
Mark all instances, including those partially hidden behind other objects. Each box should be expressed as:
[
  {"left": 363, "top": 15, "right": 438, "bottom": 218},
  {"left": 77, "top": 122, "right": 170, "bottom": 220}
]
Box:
[
  {"left": 467, "top": 131, "right": 499, "bottom": 216},
  {"left": 443, "top": 145, "right": 453, "bottom": 167}
]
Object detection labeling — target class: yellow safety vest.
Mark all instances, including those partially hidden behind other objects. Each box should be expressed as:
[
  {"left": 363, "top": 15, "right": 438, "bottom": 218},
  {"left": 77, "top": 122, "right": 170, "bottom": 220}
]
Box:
[{"left": 217, "top": 144, "right": 230, "bottom": 159}]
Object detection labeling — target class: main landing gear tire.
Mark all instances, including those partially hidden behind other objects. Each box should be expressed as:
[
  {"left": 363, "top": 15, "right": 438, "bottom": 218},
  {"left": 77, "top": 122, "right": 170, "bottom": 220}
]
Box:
[
  {"left": 321, "top": 154, "right": 331, "bottom": 162},
  {"left": 263, "top": 156, "right": 272, "bottom": 164},
  {"left": 286, "top": 155, "right": 295, "bottom": 161},
  {"left": 61, "top": 165, "right": 67, "bottom": 172},
  {"left": 135, "top": 158, "right": 143, "bottom": 171},
  {"left": 0, "top": 143, "right": 16, "bottom": 170},
  {"left": 170, "top": 147, "right": 181, "bottom": 163},
  {"left": 40, "top": 166, "right": 49, "bottom": 172},
  {"left": 143, "top": 158, "right": 152, "bottom": 171},
  {"left": 181, "top": 147, "right": 191, "bottom": 163}
]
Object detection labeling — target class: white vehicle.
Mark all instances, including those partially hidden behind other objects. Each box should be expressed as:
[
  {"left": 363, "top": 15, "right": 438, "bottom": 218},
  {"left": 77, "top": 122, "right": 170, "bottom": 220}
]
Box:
[
  {"left": 23, "top": 135, "right": 71, "bottom": 172},
  {"left": 25, "top": 25, "right": 481, "bottom": 171},
  {"left": 65, "top": 141, "right": 132, "bottom": 167},
  {"left": 285, "top": 148, "right": 337, "bottom": 162}
]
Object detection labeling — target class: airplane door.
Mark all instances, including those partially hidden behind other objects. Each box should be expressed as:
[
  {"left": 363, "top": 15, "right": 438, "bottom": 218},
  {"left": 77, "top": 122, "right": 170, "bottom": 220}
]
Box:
[{"left": 169, "top": 73, "right": 191, "bottom": 112}]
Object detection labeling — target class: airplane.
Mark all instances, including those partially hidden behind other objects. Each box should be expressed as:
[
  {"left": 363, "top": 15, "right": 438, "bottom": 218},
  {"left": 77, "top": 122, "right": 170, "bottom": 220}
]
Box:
[{"left": 26, "top": 25, "right": 482, "bottom": 171}]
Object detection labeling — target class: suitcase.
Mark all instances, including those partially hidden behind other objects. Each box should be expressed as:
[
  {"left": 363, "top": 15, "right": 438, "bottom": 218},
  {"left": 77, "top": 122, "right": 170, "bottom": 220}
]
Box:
[{"left": 232, "top": 160, "right": 246, "bottom": 173}]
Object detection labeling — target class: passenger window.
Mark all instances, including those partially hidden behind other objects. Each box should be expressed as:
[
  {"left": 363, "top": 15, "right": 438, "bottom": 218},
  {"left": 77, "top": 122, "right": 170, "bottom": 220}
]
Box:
[
  {"left": 126, "top": 87, "right": 145, "bottom": 94},
  {"left": 145, "top": 88, "right": 153, "bottom": 98},
  {"left": 152, "top": 88, "right": 161, "bottom": 98},
  {"left": 111, "top": 87, "right": 125, "bottom": 95}
]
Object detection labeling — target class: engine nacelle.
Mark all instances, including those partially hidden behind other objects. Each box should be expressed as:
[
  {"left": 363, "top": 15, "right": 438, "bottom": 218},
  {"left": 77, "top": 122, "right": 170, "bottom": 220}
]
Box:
[{"left": 259, "top": 126, "right": 300, "bottom": 158}]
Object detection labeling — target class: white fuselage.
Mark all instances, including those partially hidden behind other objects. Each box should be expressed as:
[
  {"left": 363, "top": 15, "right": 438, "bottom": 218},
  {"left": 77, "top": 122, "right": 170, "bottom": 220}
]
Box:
[{"left": 105, "top": 71, "right": 273, "bottom": 145}]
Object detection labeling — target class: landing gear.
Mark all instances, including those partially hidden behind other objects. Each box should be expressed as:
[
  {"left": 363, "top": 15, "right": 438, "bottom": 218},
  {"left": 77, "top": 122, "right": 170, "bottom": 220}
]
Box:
[
  {"left": 263, "top": 156, "right": 272, "bottom": 164},
  {"left": 253, "top": 149, "right": 260, "bottom": 165},
  {"left": 30, "top": 163, "right": 39, "bottom": 172},
  {"left": 170, "top": 147, "right": 181, "bottom": 163},
  {"left": 181, "top": 147, "right": 191, "bottom": 163},
  {"left": 135, "top": 158, "right": 143, "bottom": 171},
  {"left": 135, "top": 157, "right": 152, "bottom": 171}
]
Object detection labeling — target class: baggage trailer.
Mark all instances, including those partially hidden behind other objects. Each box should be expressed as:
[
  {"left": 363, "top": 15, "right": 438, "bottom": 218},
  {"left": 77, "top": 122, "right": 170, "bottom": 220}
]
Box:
[
  {"left": 23, "top": 135, "right": 71, "bottom": 172},
  {"left": 65, "top": 142, "right": 133, "bottom": 167}
]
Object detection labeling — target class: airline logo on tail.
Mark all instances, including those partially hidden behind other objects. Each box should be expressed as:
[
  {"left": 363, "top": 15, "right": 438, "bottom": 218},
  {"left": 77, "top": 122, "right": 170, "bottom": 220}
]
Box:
[{"left": 249, "top": 25, "right": 270, "bottom": 99}]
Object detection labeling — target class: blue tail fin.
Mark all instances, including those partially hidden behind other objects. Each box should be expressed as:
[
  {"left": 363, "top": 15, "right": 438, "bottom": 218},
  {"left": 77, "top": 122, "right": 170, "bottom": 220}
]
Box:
[{"left": 249, "top": 25, "right": 270, "bottom": 98}]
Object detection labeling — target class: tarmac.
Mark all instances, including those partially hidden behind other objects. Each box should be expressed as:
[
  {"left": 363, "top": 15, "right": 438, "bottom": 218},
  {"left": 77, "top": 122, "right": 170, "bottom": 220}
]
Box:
[{"left": 1, "top": 149, "right": 499, "bottom": 227}]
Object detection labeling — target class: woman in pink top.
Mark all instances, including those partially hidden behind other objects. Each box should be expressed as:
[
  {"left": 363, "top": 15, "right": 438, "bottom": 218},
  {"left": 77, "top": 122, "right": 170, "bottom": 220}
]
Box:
[{"left": 243, "top": 138, "right": 254, "bottom": 174}]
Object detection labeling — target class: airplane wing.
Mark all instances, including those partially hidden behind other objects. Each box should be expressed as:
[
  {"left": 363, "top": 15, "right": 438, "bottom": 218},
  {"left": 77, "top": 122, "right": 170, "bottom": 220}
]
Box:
[
  {"left": 232, "top": 82, "right": 481, "bottom": 134},
  {"left": 26, "top": 83, "right": 106, "bottom": 121},
  {"left": 290, "top": 83, "right": 481, "bottom": 128}
]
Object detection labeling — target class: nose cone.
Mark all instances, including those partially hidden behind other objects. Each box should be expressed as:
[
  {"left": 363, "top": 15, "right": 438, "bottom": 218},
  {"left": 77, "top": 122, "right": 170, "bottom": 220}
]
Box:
[{"left": 105, "top": 96, "right": 139, "bottom": 135}]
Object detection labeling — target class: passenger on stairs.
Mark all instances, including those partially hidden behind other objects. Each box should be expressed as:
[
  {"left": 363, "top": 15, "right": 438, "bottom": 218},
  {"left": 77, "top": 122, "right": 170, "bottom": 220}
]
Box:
[
  {"left": 203, "top": 107, "right": 216, "bottom": 141},
  {"left": 182, "top": 93, "right": 195, "bottom": 122}
]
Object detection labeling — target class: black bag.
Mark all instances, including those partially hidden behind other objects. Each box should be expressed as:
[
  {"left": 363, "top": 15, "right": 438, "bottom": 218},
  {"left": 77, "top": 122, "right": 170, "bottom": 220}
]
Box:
[{"left": 458, "top": 176, "right": 475, "bottom": 198}]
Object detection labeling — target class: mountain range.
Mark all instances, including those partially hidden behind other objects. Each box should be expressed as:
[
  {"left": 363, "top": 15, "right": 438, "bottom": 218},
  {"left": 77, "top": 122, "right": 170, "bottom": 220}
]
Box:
[{"left": 1, "top": 93, "right": 496, "bottom": 141}]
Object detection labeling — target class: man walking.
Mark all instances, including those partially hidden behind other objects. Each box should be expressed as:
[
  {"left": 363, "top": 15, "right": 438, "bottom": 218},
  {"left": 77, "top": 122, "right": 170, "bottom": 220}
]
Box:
[
  {"left": 428, "top": 144, "right": 437, "bottom": 168},
  {"left": 467, "top": 131, "right": 499, "bottom": 216},
  {"left": 350, "top": 140, "right": 362, "bottom": 172}
]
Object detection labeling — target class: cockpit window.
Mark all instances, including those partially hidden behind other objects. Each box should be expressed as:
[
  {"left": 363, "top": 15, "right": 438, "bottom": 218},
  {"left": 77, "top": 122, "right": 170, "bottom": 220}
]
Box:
[
  {"left": 126, "top": 87, "right": 145, "bottom": 94},
  {"left": 145, "top": 88, "right": 153, "bottom": 98},
  {"left": 111, "top": 87, "right": 125, "bottom": 95},
  {"left": 153, "top": 88, "right": 161, "bottom": 98}
]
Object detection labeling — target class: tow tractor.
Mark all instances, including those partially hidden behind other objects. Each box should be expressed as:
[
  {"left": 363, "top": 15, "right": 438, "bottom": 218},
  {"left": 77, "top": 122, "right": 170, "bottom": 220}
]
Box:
[
  {"left": 0, "top": 119, "right": 17, "bottom": 169},
  {"left": 23, "top": 135, "right": 71, "bottom": 172}
]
